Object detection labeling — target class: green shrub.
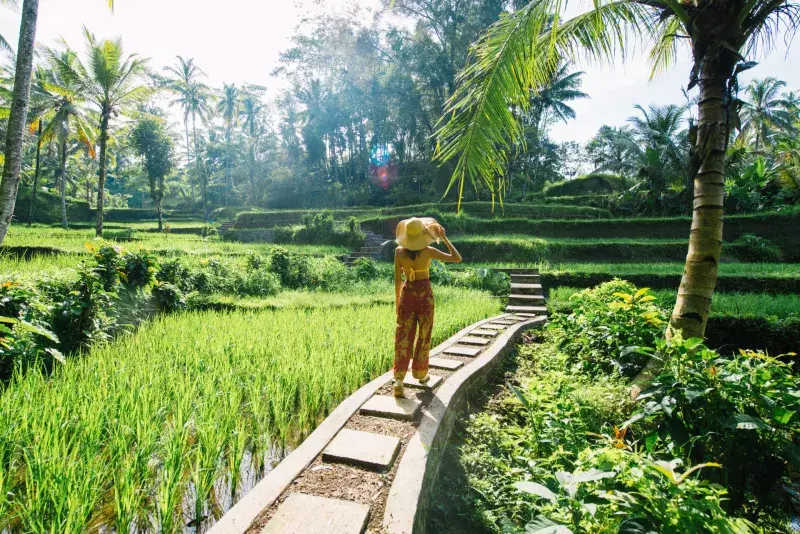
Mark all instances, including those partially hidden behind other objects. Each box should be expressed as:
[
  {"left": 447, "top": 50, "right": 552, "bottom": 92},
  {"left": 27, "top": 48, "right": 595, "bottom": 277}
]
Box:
[
  {"left": 151, "top": 282, "right": 185, "bottom": 313},
  {"left": 624, "top": 335, "right": 800, "bottom": 516},
  {"left": 200, "top": 224, "right": 218, "bottom": 239},
  {"left": 352, "top": 257, "right": 381, "bottom": 281},
  {"left": 728, "top": 233, "right": 783, "bottom": 262},
  {"left": 121, "top": 249, "right": 158, "bottom": 290},
  {"left": 267, "top": 247, "right": 310, "bottom": 289},
  {"left": 543, "top": 173, "right": 628, "bottom": 197},
  {"left": 549, "top": 280, "right": 667, "bottom": 377},
  {"left": 240, "top": 270, "right": 281, "bottom": 297}
]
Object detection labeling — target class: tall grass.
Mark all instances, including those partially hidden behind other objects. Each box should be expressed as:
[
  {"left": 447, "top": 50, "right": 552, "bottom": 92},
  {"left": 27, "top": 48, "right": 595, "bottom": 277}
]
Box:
[
  {"left": 549, "top": 287, "right": 800, "bottom": 319},
  {"left": 0, "top": 287, "right": 499, "bottom": 532}
]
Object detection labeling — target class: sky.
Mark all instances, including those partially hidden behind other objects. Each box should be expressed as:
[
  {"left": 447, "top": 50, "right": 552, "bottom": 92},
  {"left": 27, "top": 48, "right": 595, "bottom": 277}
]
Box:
[{"left": 1, "top": 0, "right": 799, "bottom": 144}]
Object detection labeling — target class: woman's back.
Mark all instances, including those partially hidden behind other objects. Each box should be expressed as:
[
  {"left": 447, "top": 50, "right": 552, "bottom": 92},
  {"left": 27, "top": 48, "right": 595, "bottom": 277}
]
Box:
[{"left": 397, "top": 247, "right": 432, "bottom": 276}]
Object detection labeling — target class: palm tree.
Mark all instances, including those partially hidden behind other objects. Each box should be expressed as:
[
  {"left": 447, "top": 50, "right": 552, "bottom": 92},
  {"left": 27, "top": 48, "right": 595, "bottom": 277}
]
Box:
[
  {"left": 627, "top": 104, "right": 690, "bottom": 194},
  {"left": 164, "top": 56, "right": 211, "bottom": 218},
  {"left": 529, "top": 61, "right": 588, "bottom": 131},
  {"left": 55, "top": 28, "right": 149, "bottom": 236},
  {"left": 0, "top": 0, "right": 115, "bottom": 244},
  {"left": 434, "top": 0, "right": 800, "bottom": 348},
  {"left": 25, "top": 66, "right": 48, "bottom": 227},
  {"left": 39, "top": 48, "right": 95, "bottom": 228},
  {"left": 239, "top": 86, "right": 265, "bottom": 204},
  {"left": 217, "top": 83, "right": 239, "bottom": 206},
  {"left": 741, "top": 77, "right": 794, "bottom": 150}
]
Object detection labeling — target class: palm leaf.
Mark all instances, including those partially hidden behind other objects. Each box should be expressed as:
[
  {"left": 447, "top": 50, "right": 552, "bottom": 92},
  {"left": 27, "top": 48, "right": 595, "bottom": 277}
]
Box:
[{"left": 435, "top": 0, "right": 663, "bottom": 208}]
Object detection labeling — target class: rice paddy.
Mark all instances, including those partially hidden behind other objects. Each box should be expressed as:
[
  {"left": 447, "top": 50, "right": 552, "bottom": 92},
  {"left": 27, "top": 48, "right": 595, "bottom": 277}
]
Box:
[
  {"left": 2, "top": 225, "right": 346, "bottom": 257},
  {"left": 0, "top": 287, "right": 500, "bottom": 532}
]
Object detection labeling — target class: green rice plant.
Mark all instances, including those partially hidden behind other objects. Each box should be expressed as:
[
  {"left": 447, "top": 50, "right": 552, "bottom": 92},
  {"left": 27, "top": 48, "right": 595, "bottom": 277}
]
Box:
[{"left": 0, "top": 286, "right": 499, "bottom": 531}]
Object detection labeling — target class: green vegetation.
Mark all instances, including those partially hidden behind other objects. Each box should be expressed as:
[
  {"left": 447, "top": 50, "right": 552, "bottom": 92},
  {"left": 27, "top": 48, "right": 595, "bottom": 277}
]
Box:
[
  {"left": 431, "top": 282, "right": 797, "bottom": 533},
  {"left": 542, "top": 173, "right": 628, "bottom": 196},
  {"left": 0, "top": 288, "right": 499, "bottom": 532}
]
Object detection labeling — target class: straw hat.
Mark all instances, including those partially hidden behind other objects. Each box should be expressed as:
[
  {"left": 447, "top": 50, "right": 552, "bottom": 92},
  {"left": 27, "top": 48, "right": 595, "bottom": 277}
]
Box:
[{"left": 395, "top": 217, "right": 439, "bottom": 251}]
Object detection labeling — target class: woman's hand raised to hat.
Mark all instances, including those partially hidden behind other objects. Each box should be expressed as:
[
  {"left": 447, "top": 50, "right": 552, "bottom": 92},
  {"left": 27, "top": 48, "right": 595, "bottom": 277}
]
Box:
[{"left": 426, "top": 223, "right": 445, "bottom": 240}]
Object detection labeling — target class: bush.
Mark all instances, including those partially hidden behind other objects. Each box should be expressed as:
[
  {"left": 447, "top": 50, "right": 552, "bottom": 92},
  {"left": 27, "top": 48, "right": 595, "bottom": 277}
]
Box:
[
  {"left": 728, "top": 233, "right": 783, "bottom": 262},
  {"left": 624, "top": 335, "right": 800, "bottom": 516},
  {"left": 352, "top": 257, "right": 381, "bottom": 281},
  {"left": 240, "top": 270, "right": 281, "bottom": 297},
  {"left": 542, "top": 173, "right": 628, "bottom": 197},
  {"left": 549, "top": 280, "right": 667, "bottom": 377},
  {"left": 121, "top": 249, "right": 158, "bottom": 290},
  {"left": 267, "top": 247, "right": 310, "bottom": 289},
  {"left": 151, "top": 282, "right": 185, "bottom": 312}
]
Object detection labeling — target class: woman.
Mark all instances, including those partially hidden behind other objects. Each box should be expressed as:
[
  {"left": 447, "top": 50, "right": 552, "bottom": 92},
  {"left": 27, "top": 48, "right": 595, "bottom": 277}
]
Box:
[{"left": 393, "top": 217, "right": 462, "bottom": 398}]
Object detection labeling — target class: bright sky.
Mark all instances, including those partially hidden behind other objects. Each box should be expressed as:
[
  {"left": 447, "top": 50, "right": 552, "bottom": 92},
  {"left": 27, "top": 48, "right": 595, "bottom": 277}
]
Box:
[{"left": 1, "top": 0, "right": 798, "bottom": 144}]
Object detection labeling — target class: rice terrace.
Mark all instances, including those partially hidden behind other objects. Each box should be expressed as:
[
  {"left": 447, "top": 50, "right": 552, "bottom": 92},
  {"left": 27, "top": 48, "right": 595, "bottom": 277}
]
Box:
[{"left": 0, "top": 0, "right": 799, "bottom": 532}]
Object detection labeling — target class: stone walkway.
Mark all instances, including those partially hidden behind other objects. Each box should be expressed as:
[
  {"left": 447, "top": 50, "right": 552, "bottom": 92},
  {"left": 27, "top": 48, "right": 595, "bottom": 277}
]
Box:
[{"left": 233, "top": 273, "right": 547, "bottom": 533}]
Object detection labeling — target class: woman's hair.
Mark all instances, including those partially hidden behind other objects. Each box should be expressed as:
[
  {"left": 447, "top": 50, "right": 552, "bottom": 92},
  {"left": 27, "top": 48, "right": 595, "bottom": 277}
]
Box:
[{"left": 402, "top": 248, "right": 421, "bottom": 261}]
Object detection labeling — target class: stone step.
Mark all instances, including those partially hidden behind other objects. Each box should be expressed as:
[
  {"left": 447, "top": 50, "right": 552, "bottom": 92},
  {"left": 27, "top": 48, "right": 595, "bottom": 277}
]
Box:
[
  {"left": 506, "top": 305, "right": 548, "bottom": 314},
  {"left": 492, "top": 319, "right": 517, "bottom": 325},
  {"left": 510, "top": 283, "right": 543, "bottom": 295},
  {"left": 458, "top": 336, "right": 491, "bottom": 346},
  {"left": 261, "top": 493, "right": 369, "bottom": 534},
  {"left": 510, "top": 274, "right": 541, "bottom": 283},
  {"left": 428, "top": 357, "right": 465, "bottom": 371},
  {"left": 404, "top": 374, "right": 443, "bottom": 389},
  {"left": 360, "top": 395, "right": 422, "bottom": 421},
  {"left": 493, "top": 268, "right": 540, "bottom": 275},
  {"left": 322, "top": 429, "right": 401, "bottom": 471},
  {"left": 443, "top": 345, "right": 482, "bottom": 357},
  {"left": 470, "top": 328, "right": 499, "bottom": 337},
  {"left": 481, "top": 324, "right": 508, "bottom": 331},
  {"left": 508, "top": 294, "right": 546, "bottom": 302}
]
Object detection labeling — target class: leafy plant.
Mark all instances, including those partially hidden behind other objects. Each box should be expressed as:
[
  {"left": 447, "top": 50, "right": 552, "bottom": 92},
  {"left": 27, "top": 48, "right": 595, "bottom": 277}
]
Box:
[
  {"left": 623, "top": 335, "right": 800, "bottom": 513},
  {"left": 549, "top": 280, "right": 666, "bottom": 376}
]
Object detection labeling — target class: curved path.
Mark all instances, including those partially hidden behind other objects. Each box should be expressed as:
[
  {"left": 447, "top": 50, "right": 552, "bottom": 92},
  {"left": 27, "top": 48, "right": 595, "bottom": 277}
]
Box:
[{"left": 211, "top": 270, "right": 546, "bottom": 534}]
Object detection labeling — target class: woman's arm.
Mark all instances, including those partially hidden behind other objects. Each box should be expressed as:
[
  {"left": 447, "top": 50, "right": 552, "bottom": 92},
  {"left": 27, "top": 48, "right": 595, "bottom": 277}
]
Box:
[
  {"left": 427, "top": 226, "right": 462, "bottom": 263},
  {"left": 394, "top": 247, "right": 403, "bottom": 313}
]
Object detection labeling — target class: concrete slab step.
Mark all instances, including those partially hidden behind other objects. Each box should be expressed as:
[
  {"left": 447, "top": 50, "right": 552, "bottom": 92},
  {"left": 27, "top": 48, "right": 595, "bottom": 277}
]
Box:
[
  {"left": 261, "top": 493, "right": 369, "bottom": 534},
  {"left": 403, "top": 374, "right": 443, "bottom": 389},
  {"left": 506, "top": 305, "right": 548, "bottom": 314},
  {"left": 360, "top": 395, "right": 422, "bottom": 421},
  {"left": 470, "top": 328, "right": 499, "bottom": 337},
  {"left": 458, "top": 336, "right": 491, "bottom": 346},
  {"left": 428, "top": 357, "right": 465, "bottom": 371},
  {"left": 322, "top": 429, "right": 401, "bottom": 471},
  {"left": 481, "top": 324, "right": 508, "bottom": 331},
  {"left": 443, "top": 345, "right": 482, "bottom": 357},
  {"left": 511, "top": 283, "right": 543, "bottom": 295},
  {"left": 492, "top": 319, "right": 517, "bottom": 325}
]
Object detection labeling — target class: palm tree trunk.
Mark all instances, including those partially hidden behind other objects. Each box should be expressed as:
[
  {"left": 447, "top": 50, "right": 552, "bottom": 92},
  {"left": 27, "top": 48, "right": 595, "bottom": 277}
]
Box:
[
  {"left": 249, "top": 143, "right": 255, "bottom": 204},
  {"left": 59, "top": 138, "right": 68, "bottom": 229},
  {"left": 633, "top": 60, "right": 733, "bottom": 395},
  {"left": 96, "top": 110, "right": 110, "bottom": 237},
  {"left": 192, "top": 113, "right": 207, "bottom": 220},
  {"left": 0, "top": 0, "right": 39, "bottom": 244},
  {"left": 224, "top": 126, "right": 231, "bottom": 207},
  {"left": 184, "top": 120, "right": 194, "bottom": 214},
  {"left": 27, "top": 120, "right": 43, "bottom": 226}
]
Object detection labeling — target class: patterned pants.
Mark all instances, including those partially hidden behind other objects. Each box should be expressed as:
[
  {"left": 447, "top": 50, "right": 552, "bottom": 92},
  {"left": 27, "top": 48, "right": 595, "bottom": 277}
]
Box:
[{"left": 394, "top": 279, "right": 435, "bottom": 381}]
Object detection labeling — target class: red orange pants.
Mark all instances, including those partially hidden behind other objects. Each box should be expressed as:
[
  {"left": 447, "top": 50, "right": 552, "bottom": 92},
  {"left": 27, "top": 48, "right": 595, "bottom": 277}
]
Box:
[{"left": 394, "top": 279, "right": 435, "bottom": 381}]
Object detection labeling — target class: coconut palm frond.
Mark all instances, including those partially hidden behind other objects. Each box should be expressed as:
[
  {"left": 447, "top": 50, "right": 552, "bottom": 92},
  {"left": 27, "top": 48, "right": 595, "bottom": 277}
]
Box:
[
  {"left": 648, "top": 17, "right": 688, "bottom": 78},
  {"left": 742, "top": 0, "right": 800, "bottom": 57},
  {"left": 434, "top": 0, "right": 663, "bottom": 209}
]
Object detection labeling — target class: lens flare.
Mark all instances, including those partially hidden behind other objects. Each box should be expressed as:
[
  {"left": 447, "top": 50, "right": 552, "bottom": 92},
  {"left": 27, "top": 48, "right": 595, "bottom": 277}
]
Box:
[{"left": 369, "top": 144, "right": 398, "bottom": 190}]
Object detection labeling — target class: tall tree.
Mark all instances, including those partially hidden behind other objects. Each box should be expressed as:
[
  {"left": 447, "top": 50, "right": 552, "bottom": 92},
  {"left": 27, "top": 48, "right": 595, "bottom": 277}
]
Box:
[
  {"left": 58, "top": 28, "right": 148, "bottom": 236},
  {"left": 0, "top": 0, "right": 115, "bottom": 244},
  {"left": 239, "top": 85, "right": 265, "bottom": 204},
  {"left": 0, "top": 0, "right": 38, "bottom": 244},
  {"left": 217, "top": 83, "right": 239, "bottom": 206},
  {"left": 131, "top": 118, "right": 173, "bottom": 231},
  {"left": 434, "top": 0, "right": 800, "bottom": 351},
  {"left": 164, "top": 56, "right": 205, "bottom": 214},
  {"left": 39, "top": 48, "right": 95, "bottom": 228},
  {"left": 741, "top": 77, "right": 794, "bottom": 150}
]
